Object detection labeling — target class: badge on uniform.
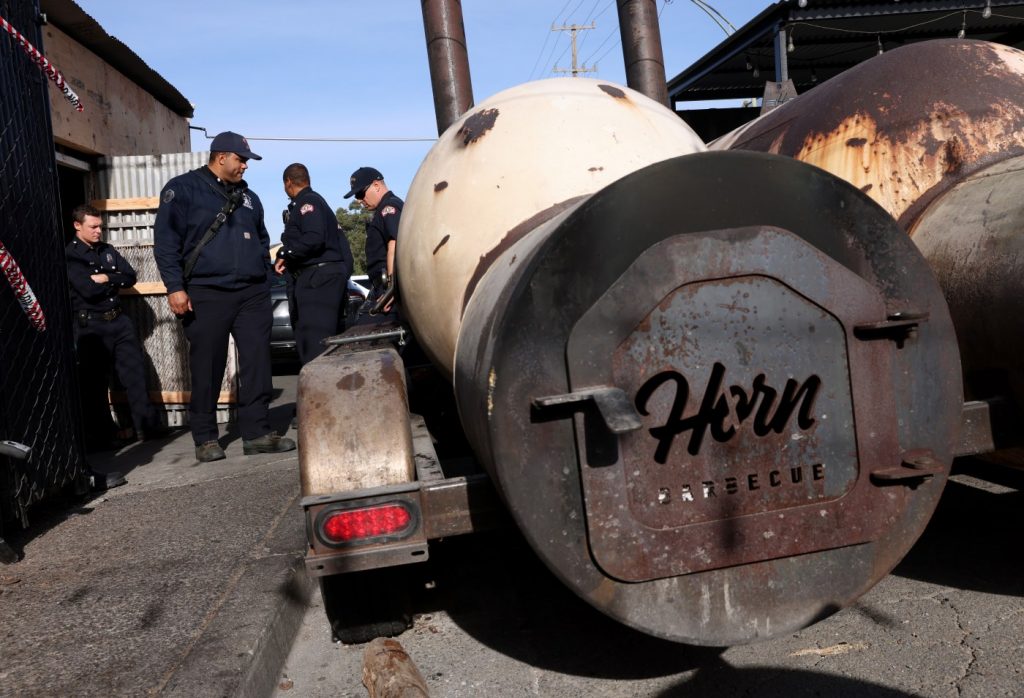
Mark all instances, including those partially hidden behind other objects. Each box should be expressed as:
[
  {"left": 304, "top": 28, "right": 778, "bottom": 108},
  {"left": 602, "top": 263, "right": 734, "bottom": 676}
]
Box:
[
  {"left": 300, "top": 203, "right": 314, "bottom": 215},
  {"left": 105, "top": 253, "right": 114, "bottom": 264},
  {"left": 163, "top": 188, "right": 175, "bottom": 203},
  {"left": 244, "top": 232, "right": 251, "bottom": 239},
  {"left": 242, "top": 193, "right": 254, "bottom": 210},
  {"left": 382, "top": 206, "right": 396, "bottom": 216}
]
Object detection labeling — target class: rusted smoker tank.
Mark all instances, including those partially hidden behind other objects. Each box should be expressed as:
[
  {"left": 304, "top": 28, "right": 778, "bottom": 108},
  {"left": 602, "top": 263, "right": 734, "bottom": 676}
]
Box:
[
  {"left": 296, "top": 6, "right": 964, "bottom": 647},
  {"left": 300, "top": 78, "right": 964, "bottom": 647},
  {"left": 714, "top": 39, "right": 1024, "bottom": 426}
]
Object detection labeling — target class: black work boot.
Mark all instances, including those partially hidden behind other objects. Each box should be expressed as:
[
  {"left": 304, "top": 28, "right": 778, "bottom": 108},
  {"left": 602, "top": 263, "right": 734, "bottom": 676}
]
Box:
[
  {"left": 242, "top": 431, "right": 296, "bottom": 455},
  {"left": 89, "top": 469, "right": 127, "bottom": 490},
  {"left": 195, "top": 440, "right": 226, "bottom": 463}
]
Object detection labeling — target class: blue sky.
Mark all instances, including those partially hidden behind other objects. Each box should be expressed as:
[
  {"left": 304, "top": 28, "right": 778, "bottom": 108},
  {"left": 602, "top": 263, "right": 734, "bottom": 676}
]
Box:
[{"left": 76, "top": 0, "right": 771, "bottom": 242}]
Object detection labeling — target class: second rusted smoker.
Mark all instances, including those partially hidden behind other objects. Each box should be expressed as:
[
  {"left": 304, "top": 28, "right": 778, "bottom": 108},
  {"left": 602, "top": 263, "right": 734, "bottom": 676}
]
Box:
[{"left": 715, "top": 39, "right": 1024, "bottom": 431}]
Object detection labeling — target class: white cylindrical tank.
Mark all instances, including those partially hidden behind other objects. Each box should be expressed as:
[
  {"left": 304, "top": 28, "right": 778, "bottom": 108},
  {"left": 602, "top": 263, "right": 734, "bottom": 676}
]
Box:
[{"left": 397, "top": 77, "right": 706, "bottom": 375}]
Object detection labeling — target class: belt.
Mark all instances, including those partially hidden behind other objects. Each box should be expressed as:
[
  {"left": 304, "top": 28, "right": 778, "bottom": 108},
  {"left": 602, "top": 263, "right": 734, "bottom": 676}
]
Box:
[
  {"left": 87, "top": 307, "right": 122, "bottom": 321},
  {"left": 294, "top": 261, "right": 343, "bottom": 277}
]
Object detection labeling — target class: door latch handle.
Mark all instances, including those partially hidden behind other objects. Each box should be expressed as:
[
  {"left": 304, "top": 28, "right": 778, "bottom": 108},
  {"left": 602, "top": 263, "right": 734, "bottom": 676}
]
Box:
[
  {"left": 871, "top": 448, "right": 945, "bottom": 486},
  {"left": 854, "top": 311, "right": 929, "bottom": 347},
  {"left": 532, "top": 386, "right": 642, "bottom": 434}
]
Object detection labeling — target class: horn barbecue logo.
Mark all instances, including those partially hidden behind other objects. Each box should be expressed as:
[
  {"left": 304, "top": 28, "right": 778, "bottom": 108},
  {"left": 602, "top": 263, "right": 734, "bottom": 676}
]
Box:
[{"left": 635, "top": 362, "right": 820, "bottom": 463}]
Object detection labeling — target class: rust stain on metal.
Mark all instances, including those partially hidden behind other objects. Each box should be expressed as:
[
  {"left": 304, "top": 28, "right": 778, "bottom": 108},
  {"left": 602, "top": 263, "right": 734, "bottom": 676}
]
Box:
[
  {"left": 336, "top": 372, "right": 365, "bottom": 391},
  {"left": 456, "top": 108, "right": 499, "bottom": 146},
  {"left": 599, "top": 84, "right": 627, "bottom": 99},
  {"left": 720, "top": 41, "right": 1024, "bottom": 228},
  {"left": 943, "top": 136, "right": 965, "bottom": 174},
  {"left": 379, "top": 352, "right": 406, "bottom": 394},
  {"left": 461, "top": 195, "right": 588, "bottom": 315},
  {"left": 432, "top": 234, "right": 450, "bottom": 255},
  {"left": 434, "top": 180, "right": 448, "bottom": 192}
]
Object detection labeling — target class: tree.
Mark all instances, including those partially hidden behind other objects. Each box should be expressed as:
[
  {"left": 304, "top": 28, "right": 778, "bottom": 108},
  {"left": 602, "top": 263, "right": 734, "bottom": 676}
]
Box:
[{"left": 336, "top": 201, "right": 371, "bottom": 275}]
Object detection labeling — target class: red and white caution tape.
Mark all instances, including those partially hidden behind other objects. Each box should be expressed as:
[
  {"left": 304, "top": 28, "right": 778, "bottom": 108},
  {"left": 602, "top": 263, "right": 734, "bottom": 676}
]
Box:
[
  {"left": 1, "top": 14, "right": 83, "bottom": 112},
  {"left": 0, "top": 242, "right": 46, "bottom": 332}
]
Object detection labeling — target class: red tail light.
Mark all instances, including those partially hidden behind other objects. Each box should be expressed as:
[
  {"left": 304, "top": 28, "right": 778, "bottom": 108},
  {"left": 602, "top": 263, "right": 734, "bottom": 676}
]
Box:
[{"left": 319, "top": 504, "right": 413, "bottom": 545}]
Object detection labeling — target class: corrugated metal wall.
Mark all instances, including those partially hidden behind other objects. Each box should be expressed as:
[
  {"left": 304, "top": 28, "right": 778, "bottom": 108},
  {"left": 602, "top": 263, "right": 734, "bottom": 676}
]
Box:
[
  {"left": 93, "top": 152, "right": 237, "bottom": 426},
  {"left": 96, "top": 152, "right": 209, "bottom": 245}
]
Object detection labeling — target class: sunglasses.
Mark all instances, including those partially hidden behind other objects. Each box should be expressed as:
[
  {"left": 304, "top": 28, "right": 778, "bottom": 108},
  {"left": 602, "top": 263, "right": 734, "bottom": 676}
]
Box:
[{"left": 356, "top": 180, "right": 377, "bottom": 201}]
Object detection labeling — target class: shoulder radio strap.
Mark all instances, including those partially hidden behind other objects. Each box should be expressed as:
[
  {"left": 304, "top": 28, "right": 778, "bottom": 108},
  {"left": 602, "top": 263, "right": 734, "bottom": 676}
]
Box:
[{"left": 183, "top": 188, "right": 244, "bottom": 282}]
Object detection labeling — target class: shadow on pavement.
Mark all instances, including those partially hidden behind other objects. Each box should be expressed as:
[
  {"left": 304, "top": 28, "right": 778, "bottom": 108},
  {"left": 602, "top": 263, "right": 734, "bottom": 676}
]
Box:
[
  {"left": 320, "top": 458, "right": 1024, "bottom": 685},
  {"left": 892, "top": 460, "right": 1024, "bottom": 597},
  {"left": 335, "top": 528, "right": 930, "bottom": 695},
  {"left": 654, "top": 662, "right": 918, "bottom": 697},
  {"left": 388, "top": 528, "right": 721, "bottom": 680}
]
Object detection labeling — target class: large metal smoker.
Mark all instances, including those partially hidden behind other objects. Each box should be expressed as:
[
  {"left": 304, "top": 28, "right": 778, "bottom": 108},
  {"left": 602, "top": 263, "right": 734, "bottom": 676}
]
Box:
[{"left": 296, "top": 2, "right": 1000, "bottom": 647}]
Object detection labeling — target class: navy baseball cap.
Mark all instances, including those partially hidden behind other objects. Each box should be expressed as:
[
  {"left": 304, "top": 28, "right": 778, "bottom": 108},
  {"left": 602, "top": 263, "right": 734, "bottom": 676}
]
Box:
[
  {"left": 209, "top": 131, "right": 262, "bottom": 160},
  {"left": 344, "top": 166, "right": 383, "bottom": 198}
]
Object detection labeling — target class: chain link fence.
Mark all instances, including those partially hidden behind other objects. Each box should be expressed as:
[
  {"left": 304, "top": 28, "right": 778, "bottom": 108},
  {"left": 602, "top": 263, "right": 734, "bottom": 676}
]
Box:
[{"left": 0, "top": 0, "right": 89, "bottom": 537}]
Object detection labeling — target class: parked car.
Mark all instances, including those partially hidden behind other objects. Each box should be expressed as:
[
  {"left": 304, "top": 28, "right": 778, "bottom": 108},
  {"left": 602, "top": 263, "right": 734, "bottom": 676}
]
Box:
[{"left": 271, "top": 273, "right": 370, "bottom": 359}]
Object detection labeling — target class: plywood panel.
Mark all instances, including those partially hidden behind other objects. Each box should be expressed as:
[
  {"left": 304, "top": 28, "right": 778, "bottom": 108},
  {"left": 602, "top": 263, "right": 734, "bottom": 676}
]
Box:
[
  {"left": 92, "top": 196, "right": 160, "bottom": 211},
  {"left": 43, "top": 25, "right": 190, "bottom": 156}
]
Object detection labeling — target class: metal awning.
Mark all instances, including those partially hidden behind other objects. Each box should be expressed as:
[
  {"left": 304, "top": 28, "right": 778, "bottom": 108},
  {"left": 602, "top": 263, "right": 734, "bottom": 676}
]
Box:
[{"left": 668, "top": 0, "right": 1024, "bottom": 105}]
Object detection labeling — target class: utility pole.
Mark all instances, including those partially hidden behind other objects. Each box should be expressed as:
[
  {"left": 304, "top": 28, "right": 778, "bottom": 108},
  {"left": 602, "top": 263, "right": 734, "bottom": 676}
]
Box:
[{"left": 552, "top": 22, "right": 597, "bottom": 77}]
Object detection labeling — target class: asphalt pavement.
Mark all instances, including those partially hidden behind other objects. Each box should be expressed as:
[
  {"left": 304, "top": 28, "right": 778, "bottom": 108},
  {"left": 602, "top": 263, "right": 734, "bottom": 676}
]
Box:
[
  {"left": 273, "top": 461, "right": 1024, "bottom": 697},
  {"left": 3, "top": 368, "right": 1024, "bottom": 698},
  {"left": 0, "top": 372, "right": 309, "bottom": 698}
]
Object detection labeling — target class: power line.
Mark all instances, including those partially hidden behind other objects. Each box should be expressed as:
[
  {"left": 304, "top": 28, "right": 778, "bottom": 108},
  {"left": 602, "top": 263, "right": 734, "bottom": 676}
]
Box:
[
  {"left": 190, "top": 127, "right": 436, "bottom": 143},
  {"left": 692, "top": 0, "right": 733, "bottom": 35},
  {"left": 562, "top": 0, "right": 589, "bottom": 24},
  {"left": 582, "top": 25, "right": 619, "bottom": 67},
  {"left": 576, "top": 0, "right": 605, "bottom": 51},
  {"left": 592, "top": 35, "right": 622, "bottom": 68},
  {"left": 689, "top": 0, "right": 735, "bottom": 35}
]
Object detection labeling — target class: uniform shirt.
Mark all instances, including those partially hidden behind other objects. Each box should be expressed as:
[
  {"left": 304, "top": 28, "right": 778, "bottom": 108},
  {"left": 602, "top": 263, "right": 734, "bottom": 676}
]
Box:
[
  {"left": 154, "top": 166, "right": 271, "bottom": 294},
  {"left": 364, "top": 190, "right": 403, "bottom": 285},
  {"left": 279, "top": 186, "right": 353, "bottom": 277},
  {"left": 66, "top": 238, "right": 137, "bottom": 313}
]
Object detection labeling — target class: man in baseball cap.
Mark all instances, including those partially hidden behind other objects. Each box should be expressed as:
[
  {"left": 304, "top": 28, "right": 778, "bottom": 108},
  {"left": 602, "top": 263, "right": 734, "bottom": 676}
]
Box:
[
  {"left": 209, "top": 131, "right": 262, "bottom": 161},
  {"left": 343, "top": 166, "right": 403, "bottom": 325},
  {"left": 343, "top": 166, "right": 383, "bottom": 199}
]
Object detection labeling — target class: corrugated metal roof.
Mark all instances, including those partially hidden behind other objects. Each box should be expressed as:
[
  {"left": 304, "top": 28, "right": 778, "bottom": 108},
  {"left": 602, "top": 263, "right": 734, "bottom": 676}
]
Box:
[
  {"left": 668, "top": 0, "right": 1024, "bottom": 103},
  {"left": 40, "top": 0, "right": 193, "bottom": 117}
]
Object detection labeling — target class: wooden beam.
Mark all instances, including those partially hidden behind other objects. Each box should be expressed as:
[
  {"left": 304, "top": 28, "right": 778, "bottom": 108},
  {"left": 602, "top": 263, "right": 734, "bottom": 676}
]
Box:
[
  {"left": 362, "top": 638, "right": 429, "bottom": 698},
  {"left": 91, "top": 196, "right": 160, "bottom": 212},
  {"left": 120, "top": 282, "right": 167, "bottom": 296}
]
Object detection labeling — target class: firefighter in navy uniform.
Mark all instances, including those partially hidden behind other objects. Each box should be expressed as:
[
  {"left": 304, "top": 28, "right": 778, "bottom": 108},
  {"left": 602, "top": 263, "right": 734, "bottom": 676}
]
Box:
[
  {"left": 274, "top": 163, "right": 353, "bottom": 366},
  {"left": 344, "top": 167, "right": 402, "bottom": 324},
  {"left": 66, "top": 204, "right": 164, "bottom": 447},
  {"left": 154, "top": 131, "right": 295, "bottom": 463}
]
